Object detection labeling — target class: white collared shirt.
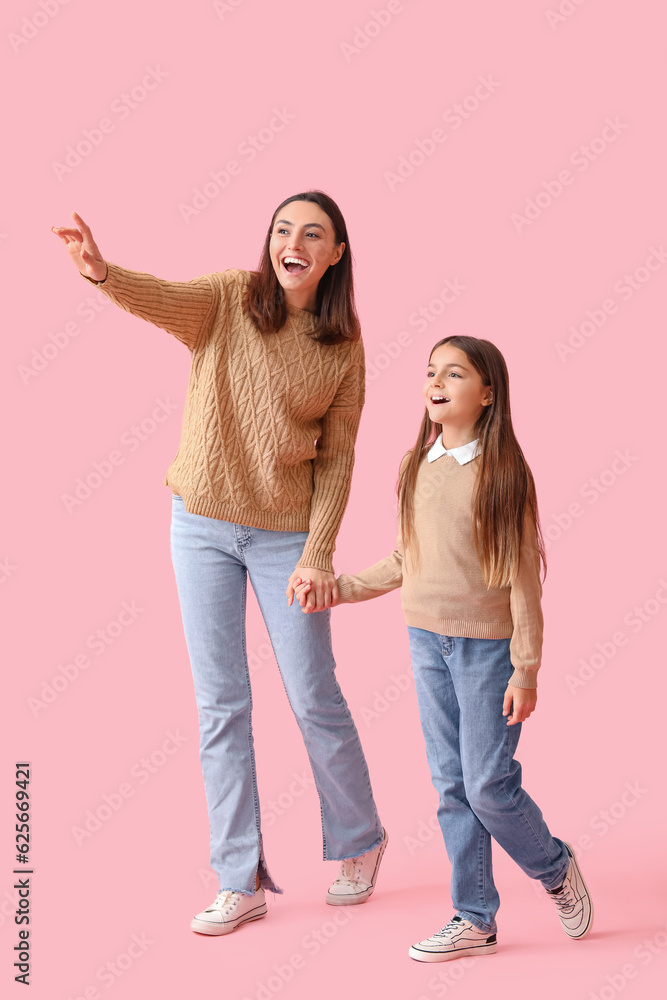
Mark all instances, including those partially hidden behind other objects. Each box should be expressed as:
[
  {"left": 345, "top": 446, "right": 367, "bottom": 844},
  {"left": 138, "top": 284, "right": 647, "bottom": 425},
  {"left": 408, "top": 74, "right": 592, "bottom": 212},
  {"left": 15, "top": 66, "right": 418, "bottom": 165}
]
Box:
[{"left": 427, "top": 434, "right": 480, "bottom": 466}]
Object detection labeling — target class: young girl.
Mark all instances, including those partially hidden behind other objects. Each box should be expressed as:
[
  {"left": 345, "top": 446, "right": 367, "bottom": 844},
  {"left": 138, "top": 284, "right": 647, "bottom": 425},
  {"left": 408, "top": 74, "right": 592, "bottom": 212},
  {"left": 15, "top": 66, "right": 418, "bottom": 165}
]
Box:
[{"left": 292, "top": 335, "right": 593, "bottom": 961}]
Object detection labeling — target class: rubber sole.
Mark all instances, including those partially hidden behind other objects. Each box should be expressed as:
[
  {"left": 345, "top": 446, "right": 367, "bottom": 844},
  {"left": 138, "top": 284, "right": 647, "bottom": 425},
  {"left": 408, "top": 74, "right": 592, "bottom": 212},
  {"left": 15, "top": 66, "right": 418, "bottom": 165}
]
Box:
[
  {"left": 559, "top": 841, "right": 594, "bottom": 939},
  {"left": 190, "top": 904, "right": 267, "bottom": 936},
  {"left": 409, "top": 941, "right": 498, "bottom": 963}
]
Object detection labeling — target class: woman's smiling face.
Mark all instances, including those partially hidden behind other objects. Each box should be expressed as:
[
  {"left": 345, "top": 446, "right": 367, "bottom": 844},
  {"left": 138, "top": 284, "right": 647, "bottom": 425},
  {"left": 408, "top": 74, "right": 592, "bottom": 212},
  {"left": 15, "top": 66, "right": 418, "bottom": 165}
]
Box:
[{"left": 269, "top": 200, "right": 345, "bottom": 311}]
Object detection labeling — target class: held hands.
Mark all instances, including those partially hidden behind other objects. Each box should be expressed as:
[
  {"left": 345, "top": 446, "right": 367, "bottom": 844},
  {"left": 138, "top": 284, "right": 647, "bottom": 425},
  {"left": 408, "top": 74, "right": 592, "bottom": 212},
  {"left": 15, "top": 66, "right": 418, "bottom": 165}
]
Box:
[
  {"left": 51, "top": 211, "right": 108, "bottom": 283},
  {"left": 286, "top": 568, "right": 341, "bottom": 613},
  {"left": 502, "top": 684, "right": 537, "bottom": 726}
]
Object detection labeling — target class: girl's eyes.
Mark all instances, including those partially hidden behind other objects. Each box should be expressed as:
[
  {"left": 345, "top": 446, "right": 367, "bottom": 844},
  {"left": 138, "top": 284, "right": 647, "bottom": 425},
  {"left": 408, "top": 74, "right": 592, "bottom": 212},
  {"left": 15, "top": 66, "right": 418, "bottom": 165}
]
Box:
[{"left": 426, "top": 371, "right": 462, "bottom": 377}]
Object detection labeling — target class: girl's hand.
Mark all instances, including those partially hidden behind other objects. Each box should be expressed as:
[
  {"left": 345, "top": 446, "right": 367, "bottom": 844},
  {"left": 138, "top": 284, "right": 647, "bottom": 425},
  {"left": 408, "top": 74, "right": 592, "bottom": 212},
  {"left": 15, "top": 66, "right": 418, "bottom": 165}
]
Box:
[
  {"left": 502, "top": 685, "right": 537, "bottom": 725},
  {"left": 286, "top": 569, "right": 339, "bottom": 612},
  {"left": 51, "top": 211, "right": 108, "bottom": 282}
]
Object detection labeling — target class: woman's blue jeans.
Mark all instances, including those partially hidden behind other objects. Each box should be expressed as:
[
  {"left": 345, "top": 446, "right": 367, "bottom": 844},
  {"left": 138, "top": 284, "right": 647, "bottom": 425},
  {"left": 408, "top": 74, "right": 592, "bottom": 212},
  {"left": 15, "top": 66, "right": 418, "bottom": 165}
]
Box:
[
  {"left": 407, "top": 627, "right": 570, "bottom": 934},
  {"left": 170, "top": 496, "right": 383, "bottom": 895}
]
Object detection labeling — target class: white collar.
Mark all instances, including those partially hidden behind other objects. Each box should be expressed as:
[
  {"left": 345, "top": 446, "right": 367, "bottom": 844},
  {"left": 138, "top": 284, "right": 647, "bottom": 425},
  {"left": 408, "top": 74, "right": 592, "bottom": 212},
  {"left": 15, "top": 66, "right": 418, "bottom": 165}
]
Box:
[{"left": 427, "top": 434, "right": 480, "bottom": 466}]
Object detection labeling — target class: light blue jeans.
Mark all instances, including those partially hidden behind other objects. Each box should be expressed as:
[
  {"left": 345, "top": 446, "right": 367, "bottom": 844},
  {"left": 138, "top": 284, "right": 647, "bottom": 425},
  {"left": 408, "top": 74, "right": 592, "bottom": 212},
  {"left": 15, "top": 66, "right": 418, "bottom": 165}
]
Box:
[
  {"left": 407, "top": 627, "right": 570, "bottom": 934},
  {"left": 170, "top": 495, "right": 383, "bottom": 895}
]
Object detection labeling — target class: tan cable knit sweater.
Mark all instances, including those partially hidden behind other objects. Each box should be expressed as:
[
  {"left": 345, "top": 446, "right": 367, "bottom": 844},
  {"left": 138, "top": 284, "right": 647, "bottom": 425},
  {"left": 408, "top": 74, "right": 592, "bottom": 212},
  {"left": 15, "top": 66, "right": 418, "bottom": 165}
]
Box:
[
  {"left": 83, "top": 263, "right": 365, "bottom": 572},
  {"left": 336, "top": 453, "right": 544, "bottom": 688}
]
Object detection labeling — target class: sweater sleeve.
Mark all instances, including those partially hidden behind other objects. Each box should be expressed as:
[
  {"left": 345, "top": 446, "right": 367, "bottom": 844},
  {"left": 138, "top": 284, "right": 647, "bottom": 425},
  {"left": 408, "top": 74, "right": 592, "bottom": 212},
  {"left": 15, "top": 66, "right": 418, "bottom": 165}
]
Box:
[
  {"left": 81, "top": 262, "right": 220, "bottom": 352},
  {"left": 296, "top": 339, "right": 365, "bottom": 573},
  {"left": 336, "top": 530, "right": 404, "bottom": 603},
  {"left": 508, "top": 511, "right": 544, "bottom": 689}
]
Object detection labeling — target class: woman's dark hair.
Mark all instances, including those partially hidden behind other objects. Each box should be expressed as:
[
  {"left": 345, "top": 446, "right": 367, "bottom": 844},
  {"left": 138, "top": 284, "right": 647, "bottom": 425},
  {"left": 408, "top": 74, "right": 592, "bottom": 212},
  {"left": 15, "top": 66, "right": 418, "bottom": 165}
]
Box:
[{"left": 245, "top": 191, "right": 360, "bottom": 345}]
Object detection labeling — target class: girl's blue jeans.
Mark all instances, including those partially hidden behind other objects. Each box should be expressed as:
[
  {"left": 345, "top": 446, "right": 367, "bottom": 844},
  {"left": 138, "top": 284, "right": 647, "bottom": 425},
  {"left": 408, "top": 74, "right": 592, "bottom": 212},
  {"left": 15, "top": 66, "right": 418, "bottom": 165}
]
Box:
[
  {"left": 170, "top": 495, "right": 383, "bottom": 896},
  {"left": 407, "top": 626, "right": 570, "bottom": 934}
]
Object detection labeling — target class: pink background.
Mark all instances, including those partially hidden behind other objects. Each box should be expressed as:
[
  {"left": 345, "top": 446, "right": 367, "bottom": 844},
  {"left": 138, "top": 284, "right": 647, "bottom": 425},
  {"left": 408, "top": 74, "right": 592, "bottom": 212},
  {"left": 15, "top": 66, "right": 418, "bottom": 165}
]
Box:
[{"left": 2, "top": 1, "right": 666, "bottom": 997}]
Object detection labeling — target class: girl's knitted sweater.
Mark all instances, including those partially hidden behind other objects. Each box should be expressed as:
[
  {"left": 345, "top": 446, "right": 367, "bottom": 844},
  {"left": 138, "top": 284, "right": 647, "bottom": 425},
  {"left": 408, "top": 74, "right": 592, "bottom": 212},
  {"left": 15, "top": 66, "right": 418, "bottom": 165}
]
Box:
[
  {"left": 82, "top": 264, "right": 365, "bottom": 573},
  {"left": 336, "top": 454, "right": 544, "bottom": 688}
]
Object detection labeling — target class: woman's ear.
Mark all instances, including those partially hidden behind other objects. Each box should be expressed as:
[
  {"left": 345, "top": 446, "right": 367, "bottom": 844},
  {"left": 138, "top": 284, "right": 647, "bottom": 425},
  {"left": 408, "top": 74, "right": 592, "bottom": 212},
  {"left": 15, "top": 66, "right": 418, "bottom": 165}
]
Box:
[{"left": 330, "top": 242, "right": 346, "bottom": 266}]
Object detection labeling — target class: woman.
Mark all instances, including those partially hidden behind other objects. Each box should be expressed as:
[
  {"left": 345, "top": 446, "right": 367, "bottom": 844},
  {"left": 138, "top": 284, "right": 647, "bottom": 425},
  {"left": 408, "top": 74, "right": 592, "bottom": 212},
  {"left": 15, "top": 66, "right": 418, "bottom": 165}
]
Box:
[{"left": 51, "top": 192, "right": 387, "bottom": 936}]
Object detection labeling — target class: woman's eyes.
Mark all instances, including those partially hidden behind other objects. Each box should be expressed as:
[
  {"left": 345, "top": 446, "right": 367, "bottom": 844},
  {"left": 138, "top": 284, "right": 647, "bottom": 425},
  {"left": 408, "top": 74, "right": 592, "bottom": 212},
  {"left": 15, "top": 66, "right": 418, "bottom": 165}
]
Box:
[{"left": 275, "top": 229, "right": 320, "bottom": 238}]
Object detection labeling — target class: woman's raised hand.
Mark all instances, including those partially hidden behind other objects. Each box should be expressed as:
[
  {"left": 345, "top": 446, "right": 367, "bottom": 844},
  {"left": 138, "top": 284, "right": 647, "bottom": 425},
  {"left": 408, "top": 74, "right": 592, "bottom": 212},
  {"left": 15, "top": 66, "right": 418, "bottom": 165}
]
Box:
[{"left": 51, "top": 211, "right": 108, "bottom": 282}]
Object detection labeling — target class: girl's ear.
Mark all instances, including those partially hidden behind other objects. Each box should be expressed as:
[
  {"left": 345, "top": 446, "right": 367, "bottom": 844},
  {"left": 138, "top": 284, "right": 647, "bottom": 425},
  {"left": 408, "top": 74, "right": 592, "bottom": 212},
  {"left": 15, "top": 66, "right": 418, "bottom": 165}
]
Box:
[{"left": 482, "top": 387, "right": 494, "bottom": 407}]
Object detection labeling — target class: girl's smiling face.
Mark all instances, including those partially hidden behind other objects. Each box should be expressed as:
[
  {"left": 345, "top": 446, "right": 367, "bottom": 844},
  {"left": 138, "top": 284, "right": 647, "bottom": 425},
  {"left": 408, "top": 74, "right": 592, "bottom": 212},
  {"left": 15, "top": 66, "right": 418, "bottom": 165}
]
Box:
[
  {"left": 423, "top": 343, "right": 493, "bottom": 445},
  {"left": 269, "top": 200, "right": 345, "bottom": 312}
]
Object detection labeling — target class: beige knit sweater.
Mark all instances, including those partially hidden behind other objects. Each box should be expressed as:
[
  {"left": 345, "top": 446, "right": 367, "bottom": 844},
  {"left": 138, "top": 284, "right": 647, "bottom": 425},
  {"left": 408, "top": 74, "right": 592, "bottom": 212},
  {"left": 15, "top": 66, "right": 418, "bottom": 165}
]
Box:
[
  {"left": 83, "top": 263, "right": 365, "bottom": 572},
  {"left": 336, "top": 453, "right": 544, "bottom": 688}
]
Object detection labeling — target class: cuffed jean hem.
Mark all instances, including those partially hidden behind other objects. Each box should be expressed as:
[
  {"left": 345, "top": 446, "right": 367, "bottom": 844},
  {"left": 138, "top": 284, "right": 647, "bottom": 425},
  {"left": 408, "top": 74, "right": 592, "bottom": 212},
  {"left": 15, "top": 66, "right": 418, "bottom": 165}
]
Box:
[
  {"left": 456, "top": 910, "right": 497, "bottom": 935},
  {"left": 538, "top": 837, "right": 571, "bottom": 891}
]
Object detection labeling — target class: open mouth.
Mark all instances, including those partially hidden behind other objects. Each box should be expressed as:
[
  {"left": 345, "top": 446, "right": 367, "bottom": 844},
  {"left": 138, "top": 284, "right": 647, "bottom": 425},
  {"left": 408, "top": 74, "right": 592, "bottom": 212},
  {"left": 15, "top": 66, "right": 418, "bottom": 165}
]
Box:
[
  {"left": 430, "top": 396, "right": 450, "bottom": 405},
  {"left": 282, "top": 256, "right": 310, "bottom": 275}
]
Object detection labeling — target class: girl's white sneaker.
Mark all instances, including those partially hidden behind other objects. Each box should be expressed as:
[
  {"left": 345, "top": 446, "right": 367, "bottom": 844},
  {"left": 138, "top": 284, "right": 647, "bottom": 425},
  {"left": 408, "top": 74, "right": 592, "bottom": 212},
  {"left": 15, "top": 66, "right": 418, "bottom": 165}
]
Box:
[
  {"left": 409, "top": 915, "right": 498, "bottom": 962},
  {"left": 190, "top": 888, "right": 267, "bottom": 935},
  {"left": 545, "top": 840, "right": 594, "bottom": 939}
]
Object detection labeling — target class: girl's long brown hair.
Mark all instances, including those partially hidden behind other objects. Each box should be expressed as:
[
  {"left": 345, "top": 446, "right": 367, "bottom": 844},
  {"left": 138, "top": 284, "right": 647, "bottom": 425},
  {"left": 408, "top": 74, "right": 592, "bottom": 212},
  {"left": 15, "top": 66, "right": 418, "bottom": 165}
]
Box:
[
  {"left": 398, "top": 336, "right": 546, "bottom": 588},
  {"left": 245, "top": 191, "right": 360, "bottom": 346}
]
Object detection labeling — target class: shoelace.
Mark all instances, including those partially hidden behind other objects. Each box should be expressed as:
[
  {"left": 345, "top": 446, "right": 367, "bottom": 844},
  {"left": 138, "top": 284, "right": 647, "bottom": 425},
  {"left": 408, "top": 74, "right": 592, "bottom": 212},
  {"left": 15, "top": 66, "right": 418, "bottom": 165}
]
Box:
[
  {"left": 548, "top": 882, "right": 578, "bottom": 913},
  {"left": 206, "top": 890, "right": 241, "bottom": 914},
  {"left": 434, "top": 917, "right": 465, "bottom": 940},
  {"left": 334, "top": 857, "right": 364, "bottom": 885}
]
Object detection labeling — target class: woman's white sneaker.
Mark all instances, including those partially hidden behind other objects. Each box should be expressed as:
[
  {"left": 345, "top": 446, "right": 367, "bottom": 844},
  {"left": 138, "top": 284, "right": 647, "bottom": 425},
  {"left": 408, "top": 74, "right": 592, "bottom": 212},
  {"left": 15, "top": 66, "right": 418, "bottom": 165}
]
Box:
[
  {"left": 325, "top": 828, "right": 388, "bottom": 905},
  {"left": 190, "top": 888, "right": 267, "bottom": 935},
  {"left": 409, "top": 915, "right": 498, "bottom": 962}
]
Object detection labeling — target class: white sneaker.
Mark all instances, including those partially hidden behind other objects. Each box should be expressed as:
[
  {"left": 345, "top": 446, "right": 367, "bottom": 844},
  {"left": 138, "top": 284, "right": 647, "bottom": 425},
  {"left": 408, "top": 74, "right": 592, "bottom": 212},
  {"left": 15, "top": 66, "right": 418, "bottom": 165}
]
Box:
[
  {"left": 190, "top": 888, "right": 267, "bottom": 935},
  {"left": 325, "top": 828, "right": 388, "bottom": 905},
  {"left": 409, "top": 915, "right": 498, "bottom": 963},
  {"left": 545, "top": 841, "right": 594, "bottom": 939}
]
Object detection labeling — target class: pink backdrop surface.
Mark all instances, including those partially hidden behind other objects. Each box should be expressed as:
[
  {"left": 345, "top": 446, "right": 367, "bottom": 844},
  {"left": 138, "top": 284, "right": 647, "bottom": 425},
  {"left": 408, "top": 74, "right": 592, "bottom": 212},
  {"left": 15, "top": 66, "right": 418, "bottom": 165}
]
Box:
[{"left": 2, "top": 1, "right": 666, "bottom": 998}]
